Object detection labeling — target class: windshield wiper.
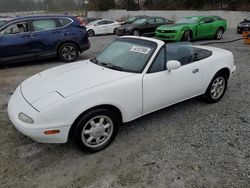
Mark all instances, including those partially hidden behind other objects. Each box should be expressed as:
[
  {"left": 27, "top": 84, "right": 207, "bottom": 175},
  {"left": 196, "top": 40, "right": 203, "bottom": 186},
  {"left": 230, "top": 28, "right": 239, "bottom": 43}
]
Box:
[
  {"left": 100, "top": 62, "right": 124, "bottom": 71},
  {"left": 90, "top": 58, "right": 124, "bottom": 71},
  {"left": 90, "top": 57, "right": 99, "bottom": 64}
]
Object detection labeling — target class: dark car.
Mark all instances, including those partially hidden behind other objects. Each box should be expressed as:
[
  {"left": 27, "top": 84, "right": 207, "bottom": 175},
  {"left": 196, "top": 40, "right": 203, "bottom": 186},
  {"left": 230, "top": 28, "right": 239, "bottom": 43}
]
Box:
[
  {"left": 0, "top": 15, "right": 90, "bottom": 64},
  {"left": 116, "top": 16, "right": 173, "bottom": 36},
  {"left": 237, "top": 17, "right": 250, "bottom": 34},
  {"left": 122, "top": 15, "right": 148, "bottom": 25}
]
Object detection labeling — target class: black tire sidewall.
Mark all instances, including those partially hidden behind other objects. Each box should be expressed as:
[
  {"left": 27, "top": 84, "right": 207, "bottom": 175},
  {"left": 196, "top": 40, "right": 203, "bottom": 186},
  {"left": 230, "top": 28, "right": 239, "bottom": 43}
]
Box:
[
  {"left": 182, "top": 30, "right": 191, "bottom": 41},
  {"left": 58, "top": 43, "right": 79, "bottom": 63},
  {"left": 204, "top": 73, "right": 228, "bottom": 103},
  {"left": 215, "top": 28, "right": 224, "bottom": 40},
  {"left": 88, "top": 29, "right": 94, "bottom": 37},
  {"left": 72, "top": 109, "right": 120, "bottom": 152},
  {"left": 133, "top": 30, "right": 140, "bottom": 36}
]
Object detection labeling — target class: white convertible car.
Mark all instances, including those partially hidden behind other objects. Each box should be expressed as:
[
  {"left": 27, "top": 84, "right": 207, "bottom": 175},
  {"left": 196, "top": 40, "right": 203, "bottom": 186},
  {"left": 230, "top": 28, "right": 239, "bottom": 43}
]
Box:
[{"left": 8, "top": 36, "right": 236, "bottom": 152}]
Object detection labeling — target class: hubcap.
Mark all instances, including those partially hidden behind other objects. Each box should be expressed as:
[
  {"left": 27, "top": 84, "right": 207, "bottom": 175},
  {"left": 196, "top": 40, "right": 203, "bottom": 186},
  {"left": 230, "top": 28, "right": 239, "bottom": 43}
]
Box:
[
  {"left": 133, "top": 30, "right": 139, "bottom": 36},
  {"left": 210, "top": 77, "right": 225, "bottom": 99},
  {"left": 217, "top": 30, "right": 223, "bottom": 39},
  {"left": 62, "top": 46, "right": 76, "bottom": 61},
  {"left": 81, "top": 115, "right": 114, "bottom": 148}
]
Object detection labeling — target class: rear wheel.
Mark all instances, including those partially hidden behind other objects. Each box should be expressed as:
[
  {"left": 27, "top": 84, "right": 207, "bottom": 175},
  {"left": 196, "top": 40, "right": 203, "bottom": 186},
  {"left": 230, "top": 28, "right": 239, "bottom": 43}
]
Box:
[
  {"left": 182, "top": 30, "right": 192, "bottom": 41},
  {"left": 72, "top": 109, "right": 120, "bottom": 152},
  {"left": 215, "top": 28, "right": 224, "bottom": 40},
  {"left": 132, "top": 30, "right": 140, "bottom": 36},
  {"left": 58, "top": 43, "right": 79, "bottom": 63},
  {"left": 203, "top": 73, "right": 228, "bottom": 103}
]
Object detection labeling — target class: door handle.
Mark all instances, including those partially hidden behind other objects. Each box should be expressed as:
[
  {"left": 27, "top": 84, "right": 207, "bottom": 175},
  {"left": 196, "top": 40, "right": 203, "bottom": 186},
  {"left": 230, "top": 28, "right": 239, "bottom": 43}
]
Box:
[{"left": 192, "top": 68, "right": 199, "bottom": 73}]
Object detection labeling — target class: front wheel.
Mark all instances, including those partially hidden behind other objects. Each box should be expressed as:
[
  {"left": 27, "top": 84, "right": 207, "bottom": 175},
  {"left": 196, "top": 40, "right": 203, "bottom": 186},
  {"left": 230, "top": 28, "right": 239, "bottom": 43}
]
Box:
[
  {"left": 72, "top": 109, "right": 120, "bottom": 152},
  {"left": 215, "top": 28, "right": 224, "bottom": 40},
  {"left": 203, "top": 73, "right": 228, "bottom": 103},
  {"left": 182, "top": 30, "right": 192, "bottom": 41},
  {"left": 88, "top": 29, "right": 95, "bottom": 37},
  {"left": 58, "top": 43, "right": 79, "bottom": 63}
]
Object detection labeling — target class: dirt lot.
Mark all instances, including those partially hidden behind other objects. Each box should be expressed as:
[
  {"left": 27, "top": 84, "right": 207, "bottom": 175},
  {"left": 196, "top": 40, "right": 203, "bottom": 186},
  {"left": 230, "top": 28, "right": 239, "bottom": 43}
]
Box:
[{"left": 0, "top": 29, "right": 250, "bottom": 188}]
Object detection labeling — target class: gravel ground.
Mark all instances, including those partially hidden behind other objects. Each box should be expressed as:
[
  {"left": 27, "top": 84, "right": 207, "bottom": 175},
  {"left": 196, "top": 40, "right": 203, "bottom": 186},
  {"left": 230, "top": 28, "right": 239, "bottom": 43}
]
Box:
[{"left": 0, "top": 29, "right": 250, "bottom": 188}]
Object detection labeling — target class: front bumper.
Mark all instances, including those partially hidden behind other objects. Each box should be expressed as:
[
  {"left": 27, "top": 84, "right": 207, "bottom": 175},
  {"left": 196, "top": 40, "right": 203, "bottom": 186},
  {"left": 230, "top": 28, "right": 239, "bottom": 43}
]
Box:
[
  {"left": 8, "top": 87, "right": 70, "bottom": 143},
  {"left": 155, "top": 31, "right": 182, "bottom": 41}
]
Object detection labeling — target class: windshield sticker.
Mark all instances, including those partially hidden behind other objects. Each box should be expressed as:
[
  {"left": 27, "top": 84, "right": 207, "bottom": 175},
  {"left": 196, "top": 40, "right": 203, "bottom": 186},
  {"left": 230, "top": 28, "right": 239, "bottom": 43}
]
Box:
[{"left": 130, "top": 46, "right": 151, "bottom": 54}]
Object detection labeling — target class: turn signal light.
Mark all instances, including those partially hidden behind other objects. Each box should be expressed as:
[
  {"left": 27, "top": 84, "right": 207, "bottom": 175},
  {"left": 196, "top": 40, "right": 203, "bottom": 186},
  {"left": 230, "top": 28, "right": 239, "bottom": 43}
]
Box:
[{"left": 44, "top": 130, "right": 60, "bottom": 135}]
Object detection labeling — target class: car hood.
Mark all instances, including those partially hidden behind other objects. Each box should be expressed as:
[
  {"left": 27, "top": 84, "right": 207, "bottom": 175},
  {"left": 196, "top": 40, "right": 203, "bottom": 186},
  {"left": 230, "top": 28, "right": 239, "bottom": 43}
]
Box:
[
  {"left": 157, "top": 23, "right": 193, "bottom": 30},
  {"left": 21, "top": 60, "right": 135, "bottom": 104}
]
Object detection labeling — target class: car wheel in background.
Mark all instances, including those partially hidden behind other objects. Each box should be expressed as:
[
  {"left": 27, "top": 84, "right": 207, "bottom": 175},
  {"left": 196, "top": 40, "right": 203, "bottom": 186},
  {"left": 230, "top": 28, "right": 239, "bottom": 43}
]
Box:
[
  {"left": 215, "top": 28, "right": 224, "bottom": 40},
  {"left": 133, "top": 30, "right": 140, "bottom": 36},
  {"left": 203, "top": 73, "right": 228, "bottom": 103},
  {"left": 114, "top": 28, "right": 118, "bottom": 35},
  {"left": 58, "top": 43, "right": 79, "bottom": 63},
  {"left": 182, "top": 30, "right": 192, "bottom": 41},
  {"left": 88, "top": 29, "right": 95, "bottom": 37},
  {"left": 72, "top": 108, "right": 120, "bottom": 152}
]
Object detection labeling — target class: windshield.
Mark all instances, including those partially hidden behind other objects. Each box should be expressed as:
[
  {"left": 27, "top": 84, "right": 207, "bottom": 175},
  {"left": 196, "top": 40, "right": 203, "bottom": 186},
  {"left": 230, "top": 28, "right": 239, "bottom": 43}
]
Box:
[
  {"left": 176, "top": 17, "right": 198, "bottom": 24},
  {"left": 0, "top": 20, "right": 7, "bottom": 28},
  {"left": 127, "top": 17, "right": 137, "bottom": 23},
  {"left": 92, "top": 38, "right": 157, "bottom": 73},
  {"left": 133, "top": 18, "right": 147, "bottom": 24}
]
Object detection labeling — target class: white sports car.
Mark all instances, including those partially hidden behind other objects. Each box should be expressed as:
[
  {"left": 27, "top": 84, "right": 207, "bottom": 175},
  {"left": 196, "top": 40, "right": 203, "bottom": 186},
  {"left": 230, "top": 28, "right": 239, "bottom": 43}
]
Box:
[
  {"left": 8, "top": 36, "right": 236, "bottom": 152},
  {"left": 86, "top": 19, "right": 121, "bottom": 37}
]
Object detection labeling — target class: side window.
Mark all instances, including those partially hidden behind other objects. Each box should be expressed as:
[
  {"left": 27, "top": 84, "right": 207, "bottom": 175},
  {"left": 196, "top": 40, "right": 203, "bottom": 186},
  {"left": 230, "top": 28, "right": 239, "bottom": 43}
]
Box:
[
  {"left": 58, "top": 18, "right": 72, "bottom": 27},
  {"left": 166, "top": 44, "right": 194, "bottom": 66},
  {"left": 200, "top": 17, "right": 214, "bottom": 24},
  {"left": 155, "top": 18, "right": 164, "bottom": 24},
  {"left": 148, "top": 47, "right": 166, "bottom": 73},
  {"left": 32, "top": 19, "right": 57, "bottom": 31},
  {"left": 106, "top": 20, "right": 114, "bottom": 24},
  {"left": 97, "top": 20, "right": 106, "bottom": 25},
  {"left": 147, "top": 18, "right": 155, "bottom": 24},
  {"left": 1, "top": 22, "right": 28, "bottom": 36}
]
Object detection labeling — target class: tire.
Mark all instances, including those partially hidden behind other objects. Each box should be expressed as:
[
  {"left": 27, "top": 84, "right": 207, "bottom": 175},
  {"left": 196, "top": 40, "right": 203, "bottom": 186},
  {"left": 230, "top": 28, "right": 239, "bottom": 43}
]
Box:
[
  {"left": 114, "top": 28, "right": 118, "bottom": 35},
  {"left": 88, "top": 29, "right": 95, "bottom": 37},
  {"left": 182, "top": 30, "right": 192, "bottom": 41},
  {"left": 72, "top": 108, "right": 120, "bottom": 152},
  {"left": 58, "top": 43, "right": 79, "bottom": 63},
  {"left": 203, "top": 73, "right": 228, "bottom": 103},
  {"left": 214, "top": 28, "right": 224, "bottom": 40},
  {"left": 132, "top": 30, "right": 140, "bottom": 36}
]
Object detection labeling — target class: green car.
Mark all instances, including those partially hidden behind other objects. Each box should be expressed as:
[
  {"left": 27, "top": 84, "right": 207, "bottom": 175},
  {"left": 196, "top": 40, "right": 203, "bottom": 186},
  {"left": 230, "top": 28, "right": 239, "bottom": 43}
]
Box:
[{"left": 155, "top": 16, "right": 227, "bottom": 41}]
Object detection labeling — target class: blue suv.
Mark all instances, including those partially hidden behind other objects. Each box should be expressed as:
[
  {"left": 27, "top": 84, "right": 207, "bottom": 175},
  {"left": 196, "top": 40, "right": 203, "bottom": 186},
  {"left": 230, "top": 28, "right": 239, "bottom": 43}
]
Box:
[{"left": 0, "top": 15, "right": 90, "bottom": 64}]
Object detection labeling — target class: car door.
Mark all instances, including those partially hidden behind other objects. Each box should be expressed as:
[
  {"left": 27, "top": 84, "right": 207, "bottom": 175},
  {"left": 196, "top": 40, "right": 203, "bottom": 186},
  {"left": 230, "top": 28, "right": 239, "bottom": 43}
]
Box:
[
  {"left": 104, "top": 20, "right": 116, "bottom": 34},
  {"left": 143, "top": 44, "right": 202, "bottom": 114},
  {"left": 29, "top": 18, "right": 61, "bottom": 57},
  {"left": 0, "top": 20, "right": 34, "bottom": 61},
  {"left": 197, "top": 17, "right": 215, "bottom": 38},
  {"left": 94, "top": 20, "right": 107, "bottom": 34},
  {"left": 142, "top": 18, "right": 156, "bottom": 34}
]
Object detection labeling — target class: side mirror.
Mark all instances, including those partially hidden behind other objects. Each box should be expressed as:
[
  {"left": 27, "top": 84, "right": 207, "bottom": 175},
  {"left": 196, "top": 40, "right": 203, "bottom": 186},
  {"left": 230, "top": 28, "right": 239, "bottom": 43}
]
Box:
[
  {"left": 244, "top": 18, "right": 247, "bottom": 21},
  {"left": 166, "top": 60, "right": 181, "bottom": 71}
]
